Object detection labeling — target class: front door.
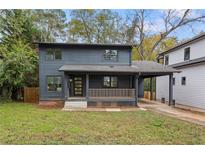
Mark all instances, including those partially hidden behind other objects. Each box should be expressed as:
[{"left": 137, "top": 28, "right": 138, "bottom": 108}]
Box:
[{"left": 70, "top": 76, "right": 84, "bottom": 97}]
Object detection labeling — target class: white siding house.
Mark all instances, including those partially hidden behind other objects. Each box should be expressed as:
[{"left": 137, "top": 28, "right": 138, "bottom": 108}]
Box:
[{"left": 156, "top": 34, "right": 205, "bottom": 112}]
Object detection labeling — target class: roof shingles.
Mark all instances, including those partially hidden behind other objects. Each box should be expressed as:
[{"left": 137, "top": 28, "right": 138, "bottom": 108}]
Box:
[{"left": 59, "top": 61, "right": 179, "bottom": 74}]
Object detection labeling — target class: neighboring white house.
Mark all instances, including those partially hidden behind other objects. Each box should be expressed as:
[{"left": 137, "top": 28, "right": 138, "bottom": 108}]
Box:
[{"left": 156, "top": 33, "right": 205, "bottom": 112}]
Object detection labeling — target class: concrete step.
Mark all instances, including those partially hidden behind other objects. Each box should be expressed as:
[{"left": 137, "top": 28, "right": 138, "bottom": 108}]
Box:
[{"left": 63, "top": 101, "right": 87, "bottom": 109}]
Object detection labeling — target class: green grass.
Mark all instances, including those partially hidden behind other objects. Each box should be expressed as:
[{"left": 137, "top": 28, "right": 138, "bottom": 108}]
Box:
[{"left": 0, "top": 102, "right": 205, "bottom": 144}]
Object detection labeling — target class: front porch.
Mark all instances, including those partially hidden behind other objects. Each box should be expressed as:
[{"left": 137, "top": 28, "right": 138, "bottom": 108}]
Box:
[
  {"left": 64, "top": 73, "right": 139, "bottom": 108},
  {"left": 59, "top": 62, "right": 179, "bottom": 108}
]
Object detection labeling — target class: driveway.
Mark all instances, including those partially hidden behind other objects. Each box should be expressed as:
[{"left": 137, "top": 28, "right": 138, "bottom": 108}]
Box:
[{"left": 139, "top": 99, "right": 205, "bottom": 126}]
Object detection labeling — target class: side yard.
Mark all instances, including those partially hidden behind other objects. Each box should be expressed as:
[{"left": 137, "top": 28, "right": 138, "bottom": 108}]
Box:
[{"left": 0, "top": 102, "right": 205, "bottom": 144}]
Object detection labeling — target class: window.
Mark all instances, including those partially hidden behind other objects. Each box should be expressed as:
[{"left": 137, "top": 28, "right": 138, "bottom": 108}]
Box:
[
  {"left": 173, "top": 77, "right": 175, "bottom": 85},
  {"left": 46, "top": 48, "right": 61, "bottom": 60},
  {"left": 103, "top": 76, "right": 118, "bottom": 88},
  {"left": 111, "top": 77, "right": 118, "bottom": 87},
  {"left": 104, "top": 50, "right": 118, "bottom": 61},
  {"left": 55, "top": 49, "right": 62, "bottom": 60},
  {"left": 184, "top": 47, "right": 190, "bottom": 61},
  {"left": 165, "top": 55, "right": 169, "bottom": 65},
  {"left": 46, "top": 49, "right": 54, "bottom": 60},
  {"left": 181, "top": 77, "right": 186, "bottom": 85},
  {"left": 47, "top": 76, "right": 62, "bottom": 92}
]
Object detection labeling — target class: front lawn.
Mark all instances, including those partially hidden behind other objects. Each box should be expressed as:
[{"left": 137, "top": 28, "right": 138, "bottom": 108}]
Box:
[{"left": 0, "top": 102, "right": 205, "bottom": 144}]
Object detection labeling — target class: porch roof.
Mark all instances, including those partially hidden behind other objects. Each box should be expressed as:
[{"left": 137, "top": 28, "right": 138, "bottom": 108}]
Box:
[{"left": 59, "top": 61, "right": 180, "bottom": 75}]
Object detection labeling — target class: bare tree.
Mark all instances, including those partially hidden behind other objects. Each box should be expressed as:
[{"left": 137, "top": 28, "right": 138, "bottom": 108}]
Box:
[{"left": 127, "top": 9, "right": 205, "bottom": 60}]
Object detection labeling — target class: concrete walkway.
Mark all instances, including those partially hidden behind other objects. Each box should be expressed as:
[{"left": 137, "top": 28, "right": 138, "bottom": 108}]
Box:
[
  {"left": 62, "top": 107, "right": 142, "bottom": 112},
  {"left": 139, "top": 98, "right": 205, "bottom": 126}
]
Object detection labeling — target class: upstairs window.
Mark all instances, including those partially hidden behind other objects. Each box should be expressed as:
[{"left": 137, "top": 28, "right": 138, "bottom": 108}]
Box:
[
  {"left": 46, "top": 49, "right": 54, "bottom": 60},
  {"left": 55, "top": 49, "right": 62, "bottom": 60},
  {"left": 165, "top": 55, "right": 169, "bottom": 65},
  {"left": 103, "top": 76, "right": 118, "bottom": 88},
  {"left": 181, "top": 77, "right": 186, "bottom": 85},
  {"left": 184, "top": 47, "right": 190, "bottom": 61},
  {"left": 47, "top": 76, "right": 62, "bottom": 92},
  {"left": 104, "top": 50, "right": 118, "bottom": 61},
  {"left": 46, "top": 48, "right": 62, "bottom": 60}
]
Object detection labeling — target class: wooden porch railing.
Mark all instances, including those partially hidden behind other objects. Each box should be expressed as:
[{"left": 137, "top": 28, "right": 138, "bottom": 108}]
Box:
[{"left": 88, "top": 88, "right": 135, "bottom": 98}]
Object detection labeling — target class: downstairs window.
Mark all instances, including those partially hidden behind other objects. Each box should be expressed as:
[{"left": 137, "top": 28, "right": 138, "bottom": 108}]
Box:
[
  {"left": 47, "top": 76, "right": 62, "bottom": 92},
  {"left": 103, "top": 76, "right": 118, "bottom": 88},
  {"left": 181, "top": 77, "right": 186, "bottom": 85}
]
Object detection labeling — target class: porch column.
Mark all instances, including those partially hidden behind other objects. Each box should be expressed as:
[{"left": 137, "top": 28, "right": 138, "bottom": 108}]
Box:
[
  {"left": 150, "top": 77, "right": 153, "bottom": 100},
  {"left": 169, "top": 74, "right": 173, "bottom": 106},
  {"left": 129, "top": 75, "right": 133, "bottom": 88},
  {"left": 67, "top": 75, "right": 70, "bottom": 98},
  {"left": 135, "top": 75, "right": 139, "bottom": 106},
  {"left": 138, "top": 77, "right": 144, "bottom": 98},
  {"left": 64, "top": 73, "right": 69, "bottom": 100},
  {"left": 86, "top": 73, "right": 89, "bottom": 100}
]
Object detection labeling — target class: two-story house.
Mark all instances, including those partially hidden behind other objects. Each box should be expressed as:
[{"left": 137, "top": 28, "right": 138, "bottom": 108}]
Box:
[
  {"left": 156, "top": 33, "right": 205, "bottom": 112},
  {"left": 38, "top": 42, "right": 177, "bottom": 108}
]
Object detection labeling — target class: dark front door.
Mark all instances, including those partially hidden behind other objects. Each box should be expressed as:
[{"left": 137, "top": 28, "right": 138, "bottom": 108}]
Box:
[{"left": 70, "top": 75, "right": 84, "bottom": 97}]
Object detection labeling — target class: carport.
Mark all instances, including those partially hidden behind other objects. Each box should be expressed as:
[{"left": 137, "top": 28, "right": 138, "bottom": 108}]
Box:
[{"left": 132, "top": 61, "right": 180, "bottom": 106}]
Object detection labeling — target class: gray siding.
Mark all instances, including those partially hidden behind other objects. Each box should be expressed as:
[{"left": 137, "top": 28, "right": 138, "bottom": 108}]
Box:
[
  {"left": 39, "top": 46, "right": 131, "bottom": 100},
  {"left": 39, "top": 48, "right": 64, "bottom": 100},
  {"left": 41, "top": 47, "right": 130, "bottom": 65}
]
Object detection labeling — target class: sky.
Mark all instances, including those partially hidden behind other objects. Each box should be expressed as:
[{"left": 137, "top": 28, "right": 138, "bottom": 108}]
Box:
[{"left": 65, "top": 9, "right": 205, "bottom": 41}]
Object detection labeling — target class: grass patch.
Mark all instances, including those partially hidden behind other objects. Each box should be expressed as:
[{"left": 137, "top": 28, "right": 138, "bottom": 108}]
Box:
[{"left": 0, "top": 102, "right": 205, "bottom": 144}]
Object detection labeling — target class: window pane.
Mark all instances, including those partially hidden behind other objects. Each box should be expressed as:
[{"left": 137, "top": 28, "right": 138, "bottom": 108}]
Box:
[
  {"left": 46, "top": 49, "right": 54, "bottom": 60},
  {"left": 184, "top": 48, "right": 190, "bottom": 61},
  {"left": 104, "top": 50, "right": 118, "bottom": 61},
  {"left": 47, "top": 76, "right": 62, "bottom": 92},
  {"left": 55, "top": 49, "right": 62, "bottom": 60},
  {"left": 103, "top": 76, "right": 110, "bottom": 87},
  {"left": 173, "top": 78, "right": 175, "bottom": 85},
  {"left": 110, "top": 50, "right": 118, "bottom": 61},
  {"left": 47, "top": 77, "right": 54, "bottom": 91},
  {"left": 111, "top": 77, "right": 117, "bottom": 87},
  {"left": 47, "top": 77, "right": 53, "bottom": 84},
  {"left": 181, "top": 77, "right": 186, "bottom": 85},
  {"left": 165, "top": 56, "right": 169, "bottom": 65},
  {"left": 103, "top": 76, "right": 118, "bottom": 88},
  {"left": 104, "top": 50, "right": 110, "bottom": 60},
  {"left": 74, "top": 77, "right": 82, "bottom": 80}
]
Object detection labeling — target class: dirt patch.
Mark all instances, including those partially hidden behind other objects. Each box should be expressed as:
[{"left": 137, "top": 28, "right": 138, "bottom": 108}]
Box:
[{"left": 38, "top": 101, "right": 64, "bottom": 109}]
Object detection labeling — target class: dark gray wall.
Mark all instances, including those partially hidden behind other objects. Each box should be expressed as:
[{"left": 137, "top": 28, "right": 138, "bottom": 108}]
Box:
[
  {"left": 41, "top": 47, "right": 131, "bottom": 65},
  {"left": 138, "top": 77, "right": 144, "bottom": 98},
  {"left": 39, "top": 46, "right": 131, "bottom": 100}
]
